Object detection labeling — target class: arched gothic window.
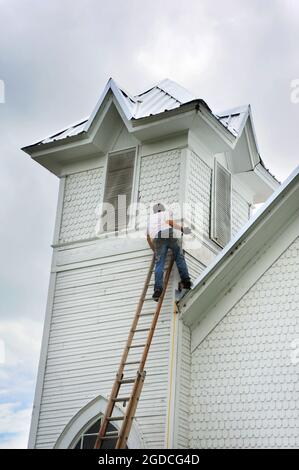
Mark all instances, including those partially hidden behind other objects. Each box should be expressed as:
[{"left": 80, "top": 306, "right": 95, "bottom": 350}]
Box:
[
  {"left": 73, "top": 416, "right": 127, "bottom": 449},
  {"left": 54, "top": 396, "right": 141, "bottom": 449}
]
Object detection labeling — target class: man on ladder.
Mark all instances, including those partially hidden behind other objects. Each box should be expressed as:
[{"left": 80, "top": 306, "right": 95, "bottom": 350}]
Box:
[
  {"left": 146, "top": 203, "right": 192, "bottom": 301},
  {"left": 95, "top": 203, "right": 192, "bottom": 449}
]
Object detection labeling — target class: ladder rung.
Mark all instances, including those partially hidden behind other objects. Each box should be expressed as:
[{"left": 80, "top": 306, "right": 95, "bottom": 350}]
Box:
[
  {"left": 119, "top": 377, "right": 136, "bottom": 384},
  {"left": 113, "top": 396, "right": 131, "bottom": 402},
  {"left": 107, "top": 416, "right": 124, "bottom": 421},
  {"left": 95, "top": 256, "right": 174, "bottom": 450}
]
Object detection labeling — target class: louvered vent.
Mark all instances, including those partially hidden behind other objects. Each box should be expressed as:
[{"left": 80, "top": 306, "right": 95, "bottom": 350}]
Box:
[
  {"left": 102, "top": 150, "right": 135, "bottom": 232},
  {"left": 211, "top": 159, "right": 231, "bottom": 247}
]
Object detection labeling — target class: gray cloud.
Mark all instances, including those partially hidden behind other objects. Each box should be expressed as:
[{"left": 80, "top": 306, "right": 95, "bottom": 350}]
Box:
[{"left": 0, "top": 0, "right": 298, "bottom": 448}]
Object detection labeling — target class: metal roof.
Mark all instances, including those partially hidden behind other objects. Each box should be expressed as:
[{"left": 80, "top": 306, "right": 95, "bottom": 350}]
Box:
[
  {"left": 35, "top": 118, "right": 88, "bottom": 146},
  {"left": 132, "top": 78, "right": 197, "bottom": 118},
  {"left": 27, "top": 78, "right": 248, "bottom": 148}
]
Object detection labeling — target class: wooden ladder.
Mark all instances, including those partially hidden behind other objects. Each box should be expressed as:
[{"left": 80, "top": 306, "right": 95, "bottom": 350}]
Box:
[{"left": 94, "top": 253, "right": 174, "bottom": 449}]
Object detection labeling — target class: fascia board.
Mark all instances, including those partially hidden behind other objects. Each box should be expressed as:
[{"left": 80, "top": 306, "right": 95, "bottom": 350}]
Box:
[
  {"left": 247, "top": 105, "right": 260, "bottom": 155},
  {"left": 21, "top": 127, "right": 88, "bottom": 155},
  {"left": 130, "top": 101, "right": 199, "bottom": 127},
  {"left": 244, "top": 121, "right": 259, "bottom": 168},
  {"left": 198, "top": 105, "right": 237, "bottom": 149},
  {"left": 25, "top": 131, "right": 90, "bottom": 157},
  {"left": 254, "top": 163, "right": 280, "bottom": 190},
  {"left": 234, "top": 105, "right": 250, "bottom": 137}
]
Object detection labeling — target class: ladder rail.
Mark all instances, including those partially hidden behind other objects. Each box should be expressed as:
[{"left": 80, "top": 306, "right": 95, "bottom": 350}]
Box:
[
  {"left": 115, "top": 256, "right": 174, "bottom": 449},
  {"left": 115, "top": 371, "right": 146, "bottom": 449},
  {"left": 138, "top": 256, "right": 174, "bottom": 373},
  {"left": 94, "top": 254, "right": 155, "bottom": 449},
  {"left": 94, "top": 253, "right": 174, "bottom": 450}
]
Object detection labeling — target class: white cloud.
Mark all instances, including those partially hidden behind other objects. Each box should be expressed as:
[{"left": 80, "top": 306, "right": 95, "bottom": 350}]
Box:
[
  {"left": 0, "top": 319, "right": 42, "bottom": 369},
  {"left": 0, "top": 433, "right": 29, "bottom": 450},
  {"left": 0, "top": 403, "right": 31, "bottom": 449},
  {"left": 135, "top": 21, "right": 216, "bottom": 84},
  {"left": 0, "top": 320, "right": 42, "bottom": 448}
]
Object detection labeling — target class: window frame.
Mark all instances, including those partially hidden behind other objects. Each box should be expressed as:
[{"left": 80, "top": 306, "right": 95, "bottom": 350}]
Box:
[
  {"left": 100, "top": 146, "right": 138, "bottom": 235},
  {"left": 73, "top": 416, "right": 124, "bottom": 449}
]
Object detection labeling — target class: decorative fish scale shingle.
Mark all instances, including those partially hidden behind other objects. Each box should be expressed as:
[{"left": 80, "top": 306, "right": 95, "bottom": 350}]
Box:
[
  {"left": 186, "top": 151, "right": 212, "bottom": 239},
  {"left": 139, "top": 149, "right": 181, "bottom": 207},
  {"left": 59, "top": 168, "right": 104, "bottom": 243},
  {"left": 190, "top": 237, "right": 299, "bottom": 449}
]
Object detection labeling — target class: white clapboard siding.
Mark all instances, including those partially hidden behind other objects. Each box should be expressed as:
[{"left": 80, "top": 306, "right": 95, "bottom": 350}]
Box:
[
  {"left": 211, "top": 159, "right": 232, "bottom": 248},
  {"left": 35, "top": 249, "right": 176, "bottom": 449}
]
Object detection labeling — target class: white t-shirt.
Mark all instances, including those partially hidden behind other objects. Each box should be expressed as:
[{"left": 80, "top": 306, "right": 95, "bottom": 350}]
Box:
[{"left": 147, "top": 210, "right": 173, "bottom": 239}]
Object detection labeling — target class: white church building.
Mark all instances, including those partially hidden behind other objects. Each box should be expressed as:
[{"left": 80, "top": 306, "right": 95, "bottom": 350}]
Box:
[{"left": 22, "top": 78, "right": 299, "bottom": 449}]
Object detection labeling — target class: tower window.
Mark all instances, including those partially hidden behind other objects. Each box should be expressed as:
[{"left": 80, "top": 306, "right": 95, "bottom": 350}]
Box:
[
  {"left": 73, "top": 417, "right": 128, "bottom": 449},
  {"left": 102, "top": 150, "right": 136, "bottom": 232}
]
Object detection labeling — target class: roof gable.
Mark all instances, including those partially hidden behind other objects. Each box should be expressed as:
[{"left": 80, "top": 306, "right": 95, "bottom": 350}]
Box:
[
  {"left": 22, "top": 77, "right": 236, "bottom": 150},
  {"left": 179, "top": 165, "right": 299, "bottom": 331},
  {"left": 21, "top": 77, "right": 279, "bottom": 196}
]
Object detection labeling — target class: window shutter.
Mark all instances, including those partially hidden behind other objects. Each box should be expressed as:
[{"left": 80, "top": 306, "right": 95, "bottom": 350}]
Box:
[
  {"left": 102, "top": 150, "right": 135, "bottom": 232},
  {"left": 211, "top": 159, "right": 231, "bottom": 247}
]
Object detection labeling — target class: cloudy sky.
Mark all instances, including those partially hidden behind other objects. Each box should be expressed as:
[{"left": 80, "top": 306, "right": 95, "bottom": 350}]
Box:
[{"left": 0, "top": 0, "right": 298, "bottom": 448}]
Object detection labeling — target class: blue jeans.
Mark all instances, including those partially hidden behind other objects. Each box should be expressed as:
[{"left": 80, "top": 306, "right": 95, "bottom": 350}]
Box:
[{"left": 153, "top": 230, "right": 190, "bottom": 292}]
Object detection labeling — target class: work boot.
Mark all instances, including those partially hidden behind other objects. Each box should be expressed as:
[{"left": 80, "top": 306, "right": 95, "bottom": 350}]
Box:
[
  {"left": 152, "top": 288, "right": 162, "bottom": 302},
  {"left": 181, "top": 278, "right": 192, "bottom": 290}
]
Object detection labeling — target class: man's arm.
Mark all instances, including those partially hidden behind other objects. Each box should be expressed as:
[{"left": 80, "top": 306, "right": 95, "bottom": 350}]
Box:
[
  {"left": 166, "top": 219, "right": 191, "bottom": 234},
  {"left": 147, "top": 233, "right": 155, "bottom": 251}
]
